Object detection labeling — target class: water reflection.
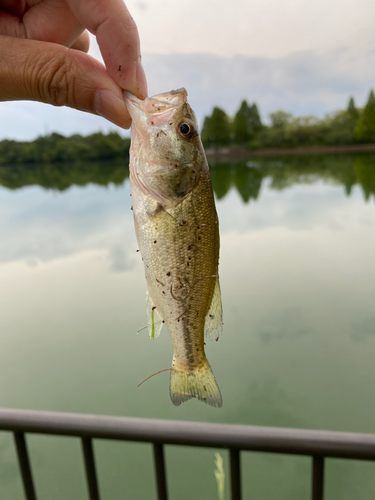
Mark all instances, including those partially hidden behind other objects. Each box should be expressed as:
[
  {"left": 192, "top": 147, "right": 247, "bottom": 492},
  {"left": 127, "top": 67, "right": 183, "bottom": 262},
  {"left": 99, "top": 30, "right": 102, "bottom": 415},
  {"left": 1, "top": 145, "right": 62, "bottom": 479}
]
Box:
[
  {"left": 1, "top": 153, "right": 375, "bottom": 500},
  {"left": 0, "top": 159, "right": 129, "bottom": 191},
  {"left": 1, "top": 153, "right": 375, "bottom": 201}
]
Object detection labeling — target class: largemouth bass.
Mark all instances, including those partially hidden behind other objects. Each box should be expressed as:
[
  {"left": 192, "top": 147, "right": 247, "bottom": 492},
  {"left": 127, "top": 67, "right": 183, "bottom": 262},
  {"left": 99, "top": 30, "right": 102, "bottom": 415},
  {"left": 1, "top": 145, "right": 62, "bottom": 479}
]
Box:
[{"left": 126, "top": 88, "right": 223, "bottom": 408}]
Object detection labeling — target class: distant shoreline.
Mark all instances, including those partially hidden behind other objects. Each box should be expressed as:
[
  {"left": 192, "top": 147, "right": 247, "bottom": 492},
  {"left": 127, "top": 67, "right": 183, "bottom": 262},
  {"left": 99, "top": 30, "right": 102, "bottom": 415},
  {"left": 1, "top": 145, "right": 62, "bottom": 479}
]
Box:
[{"left": 205, "top": 143, "right": 375, "bottom": 159}]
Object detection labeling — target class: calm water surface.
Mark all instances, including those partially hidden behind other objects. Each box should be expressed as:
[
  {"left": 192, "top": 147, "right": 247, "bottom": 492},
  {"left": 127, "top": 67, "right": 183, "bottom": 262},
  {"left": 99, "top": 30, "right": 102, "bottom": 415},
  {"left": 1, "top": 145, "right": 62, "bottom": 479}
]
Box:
[{"left": 1, "top": 154, "right": 375, "bottom": 499}]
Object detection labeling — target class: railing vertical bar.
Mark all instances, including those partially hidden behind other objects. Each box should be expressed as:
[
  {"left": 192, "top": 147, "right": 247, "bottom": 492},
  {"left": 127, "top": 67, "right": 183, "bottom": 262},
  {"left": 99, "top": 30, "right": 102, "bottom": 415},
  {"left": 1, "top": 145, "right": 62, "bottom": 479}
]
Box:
[
  {"left": 311, "top": 456, "right": 324, "bottom": 500},
  {"left": 81, "top": 437, "right": 100, "bottom": 500},
  {"left": 230, "top": 449, "right": 242, "bottom": 500},
  {"left": 13, "top": 432, "right": 37, "bottom": 500},
  {"left": 153, "top": 443, "right": 168, "bottom": 500}
]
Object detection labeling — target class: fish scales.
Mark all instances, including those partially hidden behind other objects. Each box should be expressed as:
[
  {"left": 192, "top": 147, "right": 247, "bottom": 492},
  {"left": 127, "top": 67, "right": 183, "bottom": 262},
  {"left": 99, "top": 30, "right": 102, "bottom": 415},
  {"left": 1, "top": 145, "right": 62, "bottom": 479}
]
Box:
[{"left": 126, "top": 88, "right": 223, "bottom": 407}]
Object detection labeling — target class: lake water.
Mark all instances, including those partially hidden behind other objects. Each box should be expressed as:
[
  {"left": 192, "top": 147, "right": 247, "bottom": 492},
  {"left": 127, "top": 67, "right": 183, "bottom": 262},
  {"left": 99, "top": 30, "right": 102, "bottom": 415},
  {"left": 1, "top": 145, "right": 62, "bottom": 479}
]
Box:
[{"left": 1, "top": 154, "right": 375, "bottom": 500}]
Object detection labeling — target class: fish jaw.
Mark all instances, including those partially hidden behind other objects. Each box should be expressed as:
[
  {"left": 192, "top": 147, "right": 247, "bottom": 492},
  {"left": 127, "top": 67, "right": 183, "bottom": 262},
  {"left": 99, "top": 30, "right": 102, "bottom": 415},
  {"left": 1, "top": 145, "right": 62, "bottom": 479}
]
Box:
[
  {"left": 124, "top": 88, "right": 188, "bottom": 137},
  {"left": 125, "top": 89, "right": 206, "bottom": 207}
]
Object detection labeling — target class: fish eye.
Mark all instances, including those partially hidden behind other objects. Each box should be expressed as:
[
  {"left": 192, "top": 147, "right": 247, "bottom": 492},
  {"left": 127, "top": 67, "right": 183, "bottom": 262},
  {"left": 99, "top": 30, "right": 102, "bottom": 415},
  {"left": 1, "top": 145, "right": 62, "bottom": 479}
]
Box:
[
  {"left": 177, "top": 120, "right": 196, "bottom": 139},
  {"left": 179, "top": 122, "right": 190, "bottom": 135}
]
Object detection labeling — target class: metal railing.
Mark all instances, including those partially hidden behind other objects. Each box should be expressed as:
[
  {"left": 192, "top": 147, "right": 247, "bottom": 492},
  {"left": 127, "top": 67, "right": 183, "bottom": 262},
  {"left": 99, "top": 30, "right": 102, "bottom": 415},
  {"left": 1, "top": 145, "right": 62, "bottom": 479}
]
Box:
[{"left": 1, "top": 408, "right": 375, "bottom": 500}]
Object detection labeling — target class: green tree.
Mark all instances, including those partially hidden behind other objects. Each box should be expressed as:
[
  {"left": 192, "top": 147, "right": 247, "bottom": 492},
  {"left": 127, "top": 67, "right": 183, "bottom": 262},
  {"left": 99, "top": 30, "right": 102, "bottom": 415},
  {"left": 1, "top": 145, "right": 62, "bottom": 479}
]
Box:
[
  {"left": 323, "top": 110, "right": 357, "bottom": 145},
  {"left": 201, "top": 107, "right": 231, "bottom": 147},
  {"left": 233, "top": 100, "right": 262, "bottom": 144},
  {"left": 347, "top": 96, "right": 359, "bottom": 119},
  {"left": 355, "top": 90, "right": 375, "bottom": 142},
  {"left": 269, "top": 110, "right": 293, "bottom": 128}
]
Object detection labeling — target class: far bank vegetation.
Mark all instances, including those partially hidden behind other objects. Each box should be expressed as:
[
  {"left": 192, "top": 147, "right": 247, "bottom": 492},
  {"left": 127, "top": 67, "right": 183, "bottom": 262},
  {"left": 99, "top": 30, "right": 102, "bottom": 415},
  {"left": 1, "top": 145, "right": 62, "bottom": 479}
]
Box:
[
  {"left": 201, "top": 90, "right": 375, "bottom": 150},
  {"left": 1, "top": 90, "right": 375, "bottom": 165}
]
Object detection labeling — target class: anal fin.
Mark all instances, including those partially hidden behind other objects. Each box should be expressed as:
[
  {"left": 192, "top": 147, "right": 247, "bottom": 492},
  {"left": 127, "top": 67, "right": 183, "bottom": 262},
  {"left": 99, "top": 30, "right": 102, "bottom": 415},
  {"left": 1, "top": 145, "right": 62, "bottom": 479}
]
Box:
[{"left": 204, "top": 277, "right": 223, "bottom": 341}]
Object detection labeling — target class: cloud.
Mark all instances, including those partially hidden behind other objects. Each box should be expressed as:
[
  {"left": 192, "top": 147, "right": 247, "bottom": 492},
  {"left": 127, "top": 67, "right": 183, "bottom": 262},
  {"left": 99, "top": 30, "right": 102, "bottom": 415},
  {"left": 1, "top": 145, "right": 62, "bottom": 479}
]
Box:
[
  {"left": 143, "top": 48, "right": 375, "bottom": 125},
  {"left": 128, "top": 0, "right": 375, "bottom": 59},
  {"left": 1, "top": 46, "right": 375, "bottom": 140}
]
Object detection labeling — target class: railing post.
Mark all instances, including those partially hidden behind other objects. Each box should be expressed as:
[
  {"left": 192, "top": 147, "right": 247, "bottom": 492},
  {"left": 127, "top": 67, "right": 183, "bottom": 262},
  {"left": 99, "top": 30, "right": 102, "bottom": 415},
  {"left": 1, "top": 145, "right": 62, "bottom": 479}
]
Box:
[
  {"left": 81, "top": 437, "right": 100, "bottom": 500},
  {"left": 311, "top": 456, "right": 324, "bottom": 500},
  {"left": 230, "top": 449, "right": 242, "bottom": 500},
  {"left": 153, "top": 443, "right": 168, "bottom": 500},
  {"left": 13, "top": 432, "right": 37, "bottom": 500}
]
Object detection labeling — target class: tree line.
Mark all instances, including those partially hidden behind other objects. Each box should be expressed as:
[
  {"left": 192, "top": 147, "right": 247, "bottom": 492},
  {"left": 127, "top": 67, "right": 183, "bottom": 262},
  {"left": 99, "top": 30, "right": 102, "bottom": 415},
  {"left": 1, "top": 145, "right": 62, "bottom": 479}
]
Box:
[
  {"left": 1, "top": 90, "right": 375, "bottom": 165},
  {"left": 201, "top": 90, "right": 375, "bottom": 149},
  {"left": 0, "top": 132, "right": 130, "bottom": 165}
]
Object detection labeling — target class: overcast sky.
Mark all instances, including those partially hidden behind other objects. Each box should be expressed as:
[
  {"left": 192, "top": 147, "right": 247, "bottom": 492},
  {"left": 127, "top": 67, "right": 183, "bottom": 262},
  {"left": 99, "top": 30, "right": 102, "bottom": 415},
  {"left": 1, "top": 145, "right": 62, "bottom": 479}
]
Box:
[{"left": 1, "top": 0, "right": 375, "bottom": 140}]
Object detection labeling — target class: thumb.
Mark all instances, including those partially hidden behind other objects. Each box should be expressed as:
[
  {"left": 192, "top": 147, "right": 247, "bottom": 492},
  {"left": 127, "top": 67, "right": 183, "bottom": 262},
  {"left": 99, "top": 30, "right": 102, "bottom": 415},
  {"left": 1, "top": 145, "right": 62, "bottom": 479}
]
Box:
[{"left": 0, "top": 35, "right": 132, "bottom": 129}]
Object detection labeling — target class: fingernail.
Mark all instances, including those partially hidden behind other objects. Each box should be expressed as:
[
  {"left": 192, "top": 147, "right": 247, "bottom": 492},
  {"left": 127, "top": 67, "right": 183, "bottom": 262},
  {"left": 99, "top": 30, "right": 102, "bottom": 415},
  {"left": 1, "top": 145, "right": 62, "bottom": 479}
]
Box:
[
  {"left": 136, "top": 61, "right": 148, "bottom": 99},
  {"left": 94, "top": 89, "right": 131, "bottom": 129}
]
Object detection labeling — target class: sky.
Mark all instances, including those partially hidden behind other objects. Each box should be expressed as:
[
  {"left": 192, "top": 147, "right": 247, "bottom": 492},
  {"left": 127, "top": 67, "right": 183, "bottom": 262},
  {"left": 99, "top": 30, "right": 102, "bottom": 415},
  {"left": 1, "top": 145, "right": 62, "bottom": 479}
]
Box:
[{"left": 1, "top": 0, "right": 375, "bottom": 140}]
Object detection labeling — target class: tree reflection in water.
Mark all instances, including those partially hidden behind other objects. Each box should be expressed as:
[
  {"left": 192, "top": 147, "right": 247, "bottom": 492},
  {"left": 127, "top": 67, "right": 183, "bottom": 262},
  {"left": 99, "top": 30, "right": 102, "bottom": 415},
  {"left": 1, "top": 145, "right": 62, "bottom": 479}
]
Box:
[{"left": 1, "top": 154, "right": 375, "bottom": 202}]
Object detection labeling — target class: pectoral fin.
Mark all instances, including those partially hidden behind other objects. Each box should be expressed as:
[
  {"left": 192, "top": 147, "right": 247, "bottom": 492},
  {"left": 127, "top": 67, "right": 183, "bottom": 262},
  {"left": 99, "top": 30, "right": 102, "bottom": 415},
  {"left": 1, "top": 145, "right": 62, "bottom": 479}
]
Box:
[
  {"left": 204, "top": 277, "right": 223, "bottom": 341},
  {"left": 146, "top": 291, "right": 164, "bottom": 339}
]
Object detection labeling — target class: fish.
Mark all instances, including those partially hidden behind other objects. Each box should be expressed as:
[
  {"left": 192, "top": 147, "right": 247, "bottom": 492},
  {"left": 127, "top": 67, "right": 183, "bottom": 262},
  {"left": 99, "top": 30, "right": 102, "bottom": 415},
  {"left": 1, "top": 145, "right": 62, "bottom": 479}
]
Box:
[{"left": 125, "top": 88, "right": 223, "bottom": 408}]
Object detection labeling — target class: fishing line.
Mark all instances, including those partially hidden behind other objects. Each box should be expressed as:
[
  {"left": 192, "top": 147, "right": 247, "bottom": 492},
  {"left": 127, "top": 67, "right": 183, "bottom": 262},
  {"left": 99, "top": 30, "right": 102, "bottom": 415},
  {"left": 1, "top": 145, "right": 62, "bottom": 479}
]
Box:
[{"left": 137, "top": 368, "right": 172, "bottom": 387}]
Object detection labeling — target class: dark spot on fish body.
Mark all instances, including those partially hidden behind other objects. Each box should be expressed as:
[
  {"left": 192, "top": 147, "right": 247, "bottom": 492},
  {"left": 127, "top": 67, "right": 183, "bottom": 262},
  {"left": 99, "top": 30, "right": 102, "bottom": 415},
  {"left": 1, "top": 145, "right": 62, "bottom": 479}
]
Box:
[
  {"left": 154, "top": 240, "right": 157, "bottom": 244},
  {"left": 167, "top": 272, "right": 171, "bottom": 276},
  {"left": 203, "top": 385, "right": 207, "bottom": 391},
  {"left": 216, "top": 338, "right": 219, "bottom": 342},
  {"left": 118, "top": 65, "right": 121, "bottom": 71},
  {"left": 198, "top": 236, "right": 201, "bottom": 240},
  {"left": 209, "top": 314, "right": 214, "bottom": 319}
]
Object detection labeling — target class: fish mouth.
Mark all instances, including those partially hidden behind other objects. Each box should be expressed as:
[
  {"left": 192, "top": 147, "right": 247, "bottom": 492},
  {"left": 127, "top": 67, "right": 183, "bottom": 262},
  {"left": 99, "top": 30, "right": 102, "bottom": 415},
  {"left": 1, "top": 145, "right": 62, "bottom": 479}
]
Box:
[
  {"left": 124, "top": 88, "right": 188, "bottom": 123},
  {"left": 124, "top": 91, "right": 145, "bottom": 123}
]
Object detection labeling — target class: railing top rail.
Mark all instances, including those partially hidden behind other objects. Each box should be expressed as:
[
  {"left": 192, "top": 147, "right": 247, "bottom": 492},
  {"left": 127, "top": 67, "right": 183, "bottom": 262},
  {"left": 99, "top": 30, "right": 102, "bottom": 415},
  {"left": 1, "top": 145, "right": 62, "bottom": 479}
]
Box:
[{"left": 0, "top": 408, "right": 374, "bottom": 460}]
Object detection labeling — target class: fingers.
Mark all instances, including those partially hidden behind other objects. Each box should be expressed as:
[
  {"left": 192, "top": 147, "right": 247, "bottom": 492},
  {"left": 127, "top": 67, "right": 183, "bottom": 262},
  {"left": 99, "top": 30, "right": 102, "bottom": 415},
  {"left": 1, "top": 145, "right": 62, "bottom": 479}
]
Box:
[
  {"left": 67, "top": 0, "right": 148, "bottom": 99},
  {"left": 0, "top": 1, "right": 29, "bottom": 17},
  {"left": 0, "top": 35, "right": 132, "bottom": 128},
  {"left": 0, "top": 0, "right": 84, "bottom": 47},
  {"left": 71, "top": 30, "right": 90, "bottom": 52},
  {"left": 22, "top": 0, "right": 84, "bottom": 47}
]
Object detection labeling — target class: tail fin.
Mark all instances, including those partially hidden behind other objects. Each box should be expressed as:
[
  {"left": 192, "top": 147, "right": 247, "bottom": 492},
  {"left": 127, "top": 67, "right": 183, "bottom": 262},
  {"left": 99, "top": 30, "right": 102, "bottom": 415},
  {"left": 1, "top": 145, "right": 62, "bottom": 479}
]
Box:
[{"left": 169, "top": 359, "right": 222, "bottom": 408}]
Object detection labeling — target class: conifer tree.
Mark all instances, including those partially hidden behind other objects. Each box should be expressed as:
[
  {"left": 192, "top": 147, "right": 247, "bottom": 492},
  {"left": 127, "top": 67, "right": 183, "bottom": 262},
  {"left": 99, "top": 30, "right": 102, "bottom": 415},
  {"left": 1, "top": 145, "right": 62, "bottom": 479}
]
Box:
[
  {"left": 201, "top": 107, "right": 231, "bottom": 147},
  {"left": 233, "top": 100, "right": 262, "bottom": 144},
  {"left": 355, "top": 90, "right": 375, "bottom": 142},
  {"left": 347, "top": 96, "right": 359, "bottom": 119}
]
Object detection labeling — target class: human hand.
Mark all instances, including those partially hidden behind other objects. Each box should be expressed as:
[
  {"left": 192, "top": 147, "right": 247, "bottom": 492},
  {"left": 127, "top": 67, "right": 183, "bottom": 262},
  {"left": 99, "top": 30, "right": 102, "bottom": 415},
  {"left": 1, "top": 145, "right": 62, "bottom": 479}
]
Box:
[{"left": 0, "top": 0, "right": 147, "bottom": 128}]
